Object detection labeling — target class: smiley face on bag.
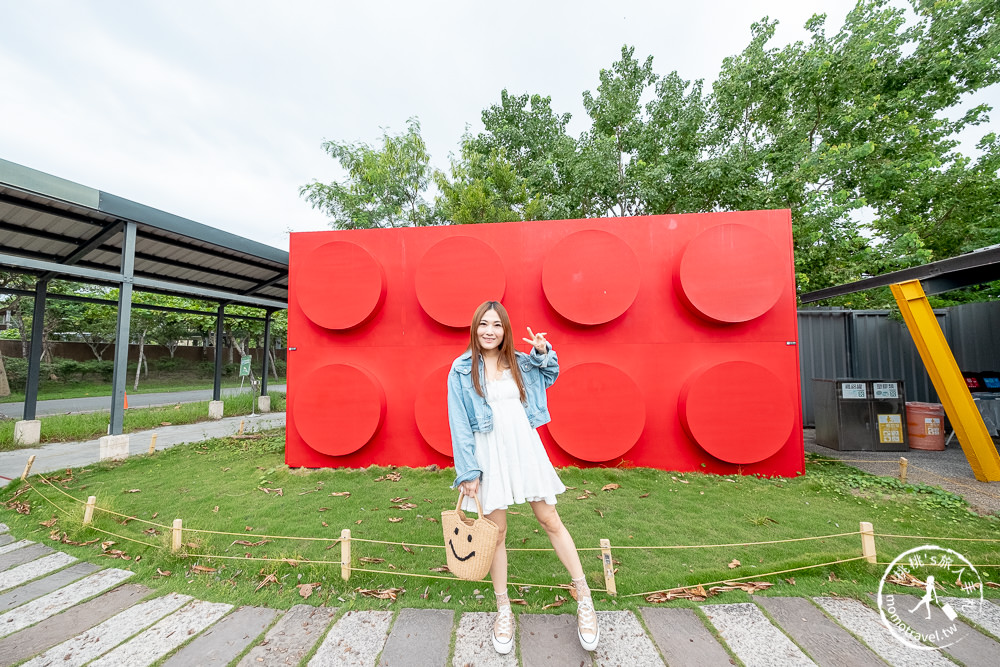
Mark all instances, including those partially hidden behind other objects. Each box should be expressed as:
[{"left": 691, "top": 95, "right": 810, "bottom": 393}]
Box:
[{"left": 448, "top": 520, "right": 487, "bottom": 562}]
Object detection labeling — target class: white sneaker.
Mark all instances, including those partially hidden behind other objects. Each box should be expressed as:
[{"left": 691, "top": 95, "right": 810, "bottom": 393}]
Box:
[
  {"left": 492, "top": 607, "right": 515, "bottom": 654},
  {"left": 577, "top": 597, "right": 599, "bottom": 651}
]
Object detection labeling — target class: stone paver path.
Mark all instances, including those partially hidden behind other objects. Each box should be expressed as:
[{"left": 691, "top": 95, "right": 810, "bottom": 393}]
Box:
[{"left": 0, "top": 531, "right": 997, "bottom": 666}]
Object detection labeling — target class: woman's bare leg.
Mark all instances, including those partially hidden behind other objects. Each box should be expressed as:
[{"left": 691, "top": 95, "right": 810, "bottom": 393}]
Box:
[
  {"left": 487, "top": 508, "right": 508, "bottom": 593},
  {"left": 528, "top": 501, "right": 584, "bottom": 579}
]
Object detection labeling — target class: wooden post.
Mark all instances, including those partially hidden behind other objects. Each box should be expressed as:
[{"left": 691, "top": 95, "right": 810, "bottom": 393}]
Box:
[
  {"left": 171, "top": 519, "right": 183, "bottom": 552},
  {"left": 860, "top": 521, "right": 876, "bottom": 564},
  {"left": 899, "top": 457, "right": 908, "bottom": 484},
  {"left": 20, "top": 455, "right": 36, "bottom": 481},
  {"left": 148, "top": 433, "right": 158, "bottom": 455},
  {"left": 83, "top": 496, "right": 97, "bottom": 525},
  {"left": 599, "top": 538, "right": 617, "bottom": 596},
  {"left": 341, "top": 528, "right": 351, "bottom": 581},
  {"left": 238, "top": 419, "right": 245, "bottom": 435}
]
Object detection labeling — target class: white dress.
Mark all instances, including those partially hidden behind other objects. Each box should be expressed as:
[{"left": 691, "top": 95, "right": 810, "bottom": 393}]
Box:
[{"left": 461, "top": 369, "right": 566, "bottom": 515}]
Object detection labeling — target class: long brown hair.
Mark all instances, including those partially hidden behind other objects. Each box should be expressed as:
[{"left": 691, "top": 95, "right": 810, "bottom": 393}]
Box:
[{"left": 468, "top": 300, "right": 526, "bottom": 402}]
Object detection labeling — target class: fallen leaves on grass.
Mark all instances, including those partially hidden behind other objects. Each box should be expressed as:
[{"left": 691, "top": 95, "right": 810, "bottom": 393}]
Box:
[
  {"left": 231, "top": 539, "right": 271, "bottom": 547},
  {"left": 390, "top": 496, "right": 410, "bottom": 503},
  {"left": 355, "top": 519, "right": 363, "bottom": 525},
  {"left": 424, "top": 517, "right": 438, "bottom": 523},
  {"left": 160, "top": 422, "right": 172, "bottom": 426},
  {"left": 601, "top": 483, "right": 620, "bottom": 492},
  {"left": 189, "top": 564, "right": 217, "bottom": 574},
  {"left": 3, "top": 486, "right": 31, "bottom": 514},
  {"left": 356, "top": 587, "right": 404, "bottom": 600},
  {"left": 638, "top": 492, "right": 650, "bottom": 498},
  {"left": 646, "top": 581, "right": 773, "bottom": 603},
  {"left": 594, "top": 509, "right": 604, "bottom": 518},
  {"left": 39, "top": 516, "right": 58, "bottom": 528},
  {"left": 510, "top": 598, "right": 528, "bottom": 605},
  {"left": 255, "top": 573, "right": 278, "bottom": 592},
  {"left": 785, "top": 577, "right": 796, "bottom": 586},
  {"left": 257, "top": 487, "right": 284, "bottom": 496},
  {"left": 212, "top": 506, "right": 219, "bottom": 513},
  {"left": 388, "top": 517, "right": 404, "bottom": 523},
  {"left": 283, "top": 559, "right": 299, "bottom": 567},
  {"left": 155, "top": 568, "right": 172, "bottom": 578},
  {"left": 330, "top": 491, "right": 351, "bottom": 497},
  {"left": 100, "top": 541, "right": 131, "bottom": 560},
  {"left": 402, "top": 545, "right": 414, "bottom": 554},
  {"left": 49, "top": 531, "right": 100, "bottom": 546},
  {"left": 985, "top": 582, "right": 1000, "bottom": 589},
  {"left": 728, "top": 559, "right": 741, "bottom": 569},
  {"left": 375, "top": 472, "right": 402, "bottom": 483},
  {"left": 124, "top": 489, "right": 141, "bottom": 493},
  {"left": 117, "top": 516, "right": 138, "bottom": 526},
  {"left": 541, "top": 595, "right": 567, "bottom": 610},
  {"left": 828, "top": 572, "right": 840, "bottom": 582},
  {"left": 143, "top": 527, "right": 161, "bottom": 536},
  {"left": 886, "top": 571, "right": 939, "bottom": 589},
  {"left": 360, "top": 557, "right": 385, "bottom": 564},
  {"left": 391, "top": 503, "right": 418, "bottom": 510},
  {"left": 318, "top": 508, "right": 329, "bottom": 512},
  {"left": 297, "top": 583, "right": 321, "bottom": 599},
  {"left": 429, "top": 566, "right": 450, "bottom": 572}
]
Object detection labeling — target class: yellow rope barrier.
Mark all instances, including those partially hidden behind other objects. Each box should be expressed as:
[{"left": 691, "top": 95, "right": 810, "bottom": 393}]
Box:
[
  {"left": 875, "top": 561, "right": 999, "bottom": 569},
  {"left": 83, "top": 525, "right": 160, "bottom": 549},
  {"left": 623, "top": 555, "right": 871, "bottom": 598},
  {"left": 589, "top": 531, "right": 861, "bottom": 550},
  {"left": 874, "top": 533, "right": 1000, "bottom": 543}
]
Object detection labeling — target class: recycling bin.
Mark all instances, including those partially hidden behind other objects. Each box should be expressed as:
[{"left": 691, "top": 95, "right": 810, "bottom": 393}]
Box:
[{"left": 813, "top": 379, "right": 908, "bottom": 451}]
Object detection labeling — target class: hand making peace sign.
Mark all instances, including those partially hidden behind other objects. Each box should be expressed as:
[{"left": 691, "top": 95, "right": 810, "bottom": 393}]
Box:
[{"left": 522, "top": 327, "right": 549, "bottom": 354}]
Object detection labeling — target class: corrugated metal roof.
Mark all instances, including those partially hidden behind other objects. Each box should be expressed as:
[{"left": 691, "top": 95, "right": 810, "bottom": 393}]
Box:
[{"left": 0, "top": 158, "right": 288, "bottom": 310}]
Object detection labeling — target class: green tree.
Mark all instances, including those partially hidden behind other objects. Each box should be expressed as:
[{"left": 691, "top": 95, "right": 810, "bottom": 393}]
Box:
[
  {"left": 300, "top": 118, "right": 434, "bottom": 229},
  {"left": 434, "top": 143, "right": 548, "bottom": 224}
]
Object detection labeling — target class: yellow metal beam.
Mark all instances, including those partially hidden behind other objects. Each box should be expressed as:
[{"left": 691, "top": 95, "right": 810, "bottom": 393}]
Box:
[{"left": 891, "top": 280, "right": 1000, "bottom": 482}]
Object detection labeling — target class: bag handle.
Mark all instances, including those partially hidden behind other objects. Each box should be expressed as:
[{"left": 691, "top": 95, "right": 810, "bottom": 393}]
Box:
[{"left": 456, "top": 491, "right": 486, "bottom": 517}]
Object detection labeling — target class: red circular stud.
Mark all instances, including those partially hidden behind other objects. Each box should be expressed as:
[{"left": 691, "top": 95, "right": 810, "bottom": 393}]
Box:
[
  {"left": 296, "top": 241, "right": 386, "bottom": 330},
  {"left": 676, "top": 224, "right": 785, "bottom": 323},
  {"left": 542, "top": 230, "right": 641, "bottom": 325},
  {"left": 414, "top": 365, "right": 453, "bottom": 457},
  {"left": 679, "top": 361, "right": 793, "bottom": 464},
  {"left": 293, "top": 364, "right": 386, "bottom": 456},
  {"left": 416, "top": 237, "right": 506, "bottom": 328},
  {"left": 547, "top": 363, "right": 645, "bottom": 462}
]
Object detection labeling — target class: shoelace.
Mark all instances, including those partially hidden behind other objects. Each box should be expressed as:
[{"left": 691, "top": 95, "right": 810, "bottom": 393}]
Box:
[
  {"left": 494, "top": 606, "right": 514, "bottom": 642},
  {"left": 577, "top": 597, "right": 598, "bottom": 639}
]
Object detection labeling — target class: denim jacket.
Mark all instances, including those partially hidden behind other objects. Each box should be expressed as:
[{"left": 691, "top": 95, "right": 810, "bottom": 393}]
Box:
[{"left": 448, "top": 344, "right": 559, "bottom": 487}]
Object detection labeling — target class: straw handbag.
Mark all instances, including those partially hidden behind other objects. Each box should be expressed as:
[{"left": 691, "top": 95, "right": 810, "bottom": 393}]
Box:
[{"left": 441, "top": 492, "right": 499, "bottom": 581}]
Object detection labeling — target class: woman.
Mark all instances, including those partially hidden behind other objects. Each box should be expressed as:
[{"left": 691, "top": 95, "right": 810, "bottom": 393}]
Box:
[{"left": 447, "top": 300, "right": 599, "bottom": 655}]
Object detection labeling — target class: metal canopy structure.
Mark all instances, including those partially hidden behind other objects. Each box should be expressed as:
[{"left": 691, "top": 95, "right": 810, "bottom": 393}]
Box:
[
  {"left": 0, "top": 158, "right": 289, "bottom": 434},
  {"left": 800, "top": 245, "right": 1000, "bottom": 482},
  {"left": 800, "top": 245, "right": 1000, "bottom": 303}
]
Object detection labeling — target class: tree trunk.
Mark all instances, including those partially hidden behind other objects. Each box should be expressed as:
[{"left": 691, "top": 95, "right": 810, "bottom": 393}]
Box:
[
  {"left": 268, "top": 347, "right": 279, "bottom": 379},
  {"left": 133, "top": 332, "right": 146, "bottom": 390},
  {"left": 0, "top": 352, "right": 10, "bottom": 397}
]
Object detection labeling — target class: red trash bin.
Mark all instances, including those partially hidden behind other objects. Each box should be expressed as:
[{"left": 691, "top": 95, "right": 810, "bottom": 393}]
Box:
[{"left": 906, "top": 402, "right": 945, "bottom": 451}]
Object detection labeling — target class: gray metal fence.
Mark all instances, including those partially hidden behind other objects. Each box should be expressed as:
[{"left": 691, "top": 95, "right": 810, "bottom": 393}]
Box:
[{"left": 797, "top": 301, "right": 1000, "bottom": 426}]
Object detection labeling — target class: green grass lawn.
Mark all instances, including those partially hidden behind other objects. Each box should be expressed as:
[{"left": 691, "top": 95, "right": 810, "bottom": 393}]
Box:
[
  {"left": 0, "top": 393, "right": 286, "bottom": 451},
  {"left": 2, "top": 434, "right": 997, "bottom": 615}
]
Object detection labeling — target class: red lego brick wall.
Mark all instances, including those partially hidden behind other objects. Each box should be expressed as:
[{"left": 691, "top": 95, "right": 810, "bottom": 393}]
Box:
[{"left": 286, "top": 210, "right": 804, "bottom": 477}]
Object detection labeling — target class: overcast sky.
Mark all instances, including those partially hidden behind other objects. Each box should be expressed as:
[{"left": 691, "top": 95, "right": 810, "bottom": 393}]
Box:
[{"left": 1, "top": 1, "right": 996, "bottom": 251}]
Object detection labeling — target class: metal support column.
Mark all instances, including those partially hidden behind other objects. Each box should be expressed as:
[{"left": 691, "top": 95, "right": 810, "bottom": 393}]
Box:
[
  {"left": 22, "top": 279, "right": 48, "bottom": 421},
  {"left": 260, "top": 310, "right": 272, "bottom": 396},
  {"left": 891, "top": 279, "right": 1000, "bottom": 481},
  {"left": 213, "top": 303, "right": 225, "bottom": 401},
  {"left": 109, "top": 221, "right": 137, "bottom": 435}
]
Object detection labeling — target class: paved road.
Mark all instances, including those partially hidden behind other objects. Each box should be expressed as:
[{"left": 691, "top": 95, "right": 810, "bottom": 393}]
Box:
[
  {"left": 0, "top": 412, "right": 286, "bottom": 486},
  {"left": 0, "top": 523, "right": 998, "bottom": 666},
  {"left": 0, "top": 385, "right": 286, "bottom": 419}
]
